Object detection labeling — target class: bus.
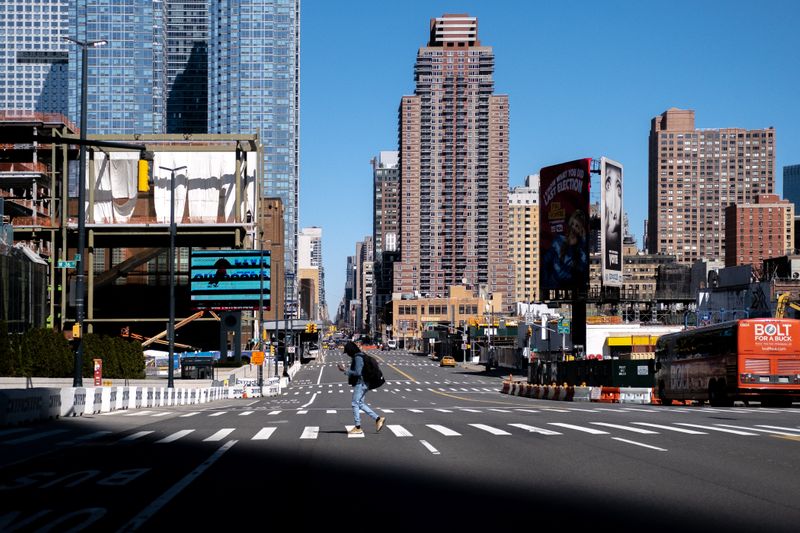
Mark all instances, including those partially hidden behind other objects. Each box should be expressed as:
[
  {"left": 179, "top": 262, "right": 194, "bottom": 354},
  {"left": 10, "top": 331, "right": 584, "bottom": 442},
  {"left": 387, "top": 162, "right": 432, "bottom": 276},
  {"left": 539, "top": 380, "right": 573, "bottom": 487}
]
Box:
[{"left": 654, "top": 318, "right": 800, "bottom": 407}]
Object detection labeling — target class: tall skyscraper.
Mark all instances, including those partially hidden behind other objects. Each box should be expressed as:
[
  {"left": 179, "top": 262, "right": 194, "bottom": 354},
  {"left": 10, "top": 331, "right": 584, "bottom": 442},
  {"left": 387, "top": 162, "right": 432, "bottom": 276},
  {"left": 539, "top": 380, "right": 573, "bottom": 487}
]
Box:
[
  {"left": 209, "top": 0, "right": 301, "bottom": 308},
  {"left": 508, "top": 175, "right": 539, "bottom": 303},
  {"left": 373, "top": 151, "right": 400, "bottom": 328},
  {"left": 394, "top": 14, "right": 514, "bottom": 304},
  {"left": 68, "top": 0, "right": 167, "bottom": 134},
  {"left": 166, "top": 0, "right": 208, "bottom": 133},
  {"left": 0, "top": 1, "right": 69, "bottom": 114},
  {"left": 648, "top": 108, "right": 775, "bottom": 263},
  {"left": 298, "top": 227, "right": 328, "bottom": 321},
  {"left": 783, "top": 164, "right": 800, "bottom": 213}
]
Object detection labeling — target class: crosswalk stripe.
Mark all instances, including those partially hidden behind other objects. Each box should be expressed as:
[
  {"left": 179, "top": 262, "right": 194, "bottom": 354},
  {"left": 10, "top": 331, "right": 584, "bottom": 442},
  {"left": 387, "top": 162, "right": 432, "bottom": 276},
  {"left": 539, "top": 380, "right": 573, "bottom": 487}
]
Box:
[
  {"left": 591, "top": 422, "right": 658, "bottom": 434},
  {"left": 435, "top": 409, "right": 453, "bottom": 413},
  {"left": 612, "top": 438, "right": 668, "bottom": 452},
  {"left": 460, "top": 408, "right": 481, "bottom": 413},
  {"left": 618, "top": 407, "right": 659, "bottom": 412},
  {"left": 179, "top": 412, "right": 200, "bottom": 418},
  {"left": 155, "top": 430, "right": 195, "bottom": 443},
  {"left": 509, "top": 423, "right": 561, "bottom": 435},
  {"left": 120, "top": 431, "right": 154, "bottom": 442},
  {"left": 632, "top": 423, "right": 706, "bottom": 434},
  {"left": 514, "top": 409, "right": 540, "bottom": 413},
  {"left": 2, "top": 429, "right": 69, "bottom": 445},
  {"left": 420, "top": 440, "right": 440, "bottom": 455},
  {"left": 675, "top": 423, "right": 758, "bottom": 436},
  {"left": 408, "top": 409, "right": 423, "bottom": 413},
  {"left": 387, "top": 425, "right": 413, "bottom": 437},
  {"left": 489, "top": 409, "right": 511, "bottom": 413},
  {"left": 427, "top": 424, "right": 460, "bottom": 436},
  {"left": 153, "top": 412, "right": 172, "bottom": 417},
  {"left": 125, "top": 410, "right": 154, "bottom": 417},
  {"left": 382, "top": 409, "right": 395, "bottom": 414},
  {"left": 204, "top": 429, "right": 236, "bottom": 442},
  {"left": 268, "top": 410, "right": 282, "bottom": 415},
  {"left": 548, "top": 423, "right": 608, "bottom": 435},
  {"left": 252, "top": 427, "right": 277, "bottom": 440},
  {"left": 300, "top": 426, "right": 319, "bottom": 439},
  {"left": 326, "top": 410, "right": 336, "bottom": 414},
  {"left": 345, "top": 425, "right": 365, "bottom": 438},
  {"left": 714, "top": 424, "right": 799, "bottom": 436},
  {"left": 543, "top": 408, "right": 571, "bottom": 413},
  {"left": 209, "top": 412, "right": 227, "bottom": 417},
  {"left": 297, "top": 410, "right": 308, "bottom": 415},
  {"left": 756, "top": 425, "right": 800, "bottom": 433},
  {"left": 58, "top": 431, "right": 113, "bottom": 446},
  {"left": 470, "top": 424, "right": 511, "bottom": 435},
  {"left": 239, "top": 411, "right": 254, "bottom": 416}
]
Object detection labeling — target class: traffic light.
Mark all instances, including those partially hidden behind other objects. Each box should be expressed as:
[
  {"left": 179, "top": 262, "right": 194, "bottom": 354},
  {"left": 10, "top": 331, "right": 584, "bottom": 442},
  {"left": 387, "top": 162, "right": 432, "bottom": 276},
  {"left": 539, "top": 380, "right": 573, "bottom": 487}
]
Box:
[
  {"left": 305, "top": 323, "right": 312, "bottom": 333},
  {"left": 311, "top": 323, "right": 317, "bottom": 333}
]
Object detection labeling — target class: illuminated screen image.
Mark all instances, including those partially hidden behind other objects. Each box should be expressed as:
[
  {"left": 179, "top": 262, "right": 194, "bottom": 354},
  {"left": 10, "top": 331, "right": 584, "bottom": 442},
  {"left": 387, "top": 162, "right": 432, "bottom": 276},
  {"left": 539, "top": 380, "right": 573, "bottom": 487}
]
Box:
[{"left": 190, "top": 249, "right": 270, "bottom": 311}]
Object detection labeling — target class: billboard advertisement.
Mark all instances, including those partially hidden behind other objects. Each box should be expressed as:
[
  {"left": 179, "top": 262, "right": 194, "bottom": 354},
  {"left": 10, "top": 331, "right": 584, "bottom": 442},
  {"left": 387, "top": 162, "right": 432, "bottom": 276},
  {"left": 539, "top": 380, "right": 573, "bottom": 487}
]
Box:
[
  {"left": 190, "top": 249, "right": 270, "bottom": 311},
  {"left": 539, "top": 158, "right": 591, "bottom": 296},
  {"left": 600, "top": 157, "right": 623, "bottom": 287}
]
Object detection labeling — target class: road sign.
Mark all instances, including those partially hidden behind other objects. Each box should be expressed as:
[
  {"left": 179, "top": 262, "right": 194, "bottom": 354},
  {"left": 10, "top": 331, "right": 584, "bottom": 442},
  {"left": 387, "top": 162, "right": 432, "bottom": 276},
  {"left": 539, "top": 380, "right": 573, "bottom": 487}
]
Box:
[
  {"left": 251, "top": 351, "right": 265, "bottom": 365},
  {"left": 57, "top": 260, "right": 77, "bottom": 269},
  {"left": 558, "top": 319, "right": 571, "bottom": 334}
]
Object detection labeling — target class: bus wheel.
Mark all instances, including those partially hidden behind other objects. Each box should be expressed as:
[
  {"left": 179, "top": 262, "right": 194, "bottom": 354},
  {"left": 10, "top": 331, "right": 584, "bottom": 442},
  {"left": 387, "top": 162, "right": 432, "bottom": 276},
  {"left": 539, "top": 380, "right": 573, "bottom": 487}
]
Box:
[{"left": 709, "top": 380, "right": 730, "bottom": 407}]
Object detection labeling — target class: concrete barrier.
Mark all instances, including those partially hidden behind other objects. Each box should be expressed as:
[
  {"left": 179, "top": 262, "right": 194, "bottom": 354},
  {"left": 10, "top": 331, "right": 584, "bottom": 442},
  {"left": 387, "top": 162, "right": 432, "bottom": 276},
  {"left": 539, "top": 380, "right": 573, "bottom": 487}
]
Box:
[
  {"left": 0, "top": 388, "right": 43, "bottom": 425},
  {"left": 573, "top": 386, "right": 592, "bottom": 402},
  {"left": 619, "top": 387, "right": 652, "bottom": 404},
  {"left": 100, "top": 387, "right": 112, "bottom": 412}
]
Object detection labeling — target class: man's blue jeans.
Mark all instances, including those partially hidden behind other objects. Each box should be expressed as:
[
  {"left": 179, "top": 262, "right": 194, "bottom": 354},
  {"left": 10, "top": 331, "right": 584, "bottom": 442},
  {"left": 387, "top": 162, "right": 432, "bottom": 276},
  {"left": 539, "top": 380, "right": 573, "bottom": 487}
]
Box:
[{"left": 352, "top": 381, "right": 379, "bottom": 426}]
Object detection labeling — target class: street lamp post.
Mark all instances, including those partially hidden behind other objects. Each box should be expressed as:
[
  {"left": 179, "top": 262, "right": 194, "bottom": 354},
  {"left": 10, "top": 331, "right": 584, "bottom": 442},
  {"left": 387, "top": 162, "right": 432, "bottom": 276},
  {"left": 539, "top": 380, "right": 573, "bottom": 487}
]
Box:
[
  {"left": 64, "top": 36, "right": 106, "bottom": 387},
  {"left": 159, "top": 165, "right": 186, "bottom": 389}
]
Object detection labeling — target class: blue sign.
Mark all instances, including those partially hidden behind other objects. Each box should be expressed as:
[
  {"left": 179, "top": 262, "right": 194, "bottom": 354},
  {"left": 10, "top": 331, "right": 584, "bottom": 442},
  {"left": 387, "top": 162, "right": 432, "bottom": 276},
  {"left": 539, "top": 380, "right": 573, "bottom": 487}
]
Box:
[{"left": 190, "top": 249, "right": 270, "bottom": 311}]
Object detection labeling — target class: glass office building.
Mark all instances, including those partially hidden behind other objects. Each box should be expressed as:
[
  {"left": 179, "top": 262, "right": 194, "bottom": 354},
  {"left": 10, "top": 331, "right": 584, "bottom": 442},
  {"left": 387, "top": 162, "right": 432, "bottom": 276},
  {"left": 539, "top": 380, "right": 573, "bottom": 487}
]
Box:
[
  {"left": 0, "top": 1, "right": 70, "bottom": 114},
  {"left": 783, "top": 164, "right": 800, "bottom": 213},
  {"left": 209, "top": 0, "right": 300, "bottom": 309},
  {"left": 68, "top": 0, "right": 167, "bottom": 134},
  {"left": 166, "top": 0, "right": 208, "bottom": 133}
]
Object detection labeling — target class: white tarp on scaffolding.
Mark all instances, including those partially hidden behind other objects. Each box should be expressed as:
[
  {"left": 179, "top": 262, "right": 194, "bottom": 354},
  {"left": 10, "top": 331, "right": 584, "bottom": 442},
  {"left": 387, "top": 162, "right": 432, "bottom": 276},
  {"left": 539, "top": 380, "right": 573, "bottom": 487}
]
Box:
[
  {"left": 88, "top": 152, "right": 139, "bottom": 223},
  {"left": 87, "top": 151, "right": 257, "bottom": 225}
]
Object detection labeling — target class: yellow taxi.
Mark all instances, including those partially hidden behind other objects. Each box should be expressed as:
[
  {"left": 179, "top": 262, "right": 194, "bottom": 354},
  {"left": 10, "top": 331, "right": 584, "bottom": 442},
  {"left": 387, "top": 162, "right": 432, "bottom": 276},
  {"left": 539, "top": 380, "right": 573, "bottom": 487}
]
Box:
[{"left": 439, "top": 355, "right": 457, "bottom": 367}]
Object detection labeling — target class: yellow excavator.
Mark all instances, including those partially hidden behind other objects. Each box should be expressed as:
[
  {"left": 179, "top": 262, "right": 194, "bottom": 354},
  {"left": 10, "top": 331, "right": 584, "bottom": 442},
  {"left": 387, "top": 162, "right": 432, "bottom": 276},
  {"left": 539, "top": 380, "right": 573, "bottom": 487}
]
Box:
[{"left": 774, "top": 292, "right": 800, "bottom": 318}]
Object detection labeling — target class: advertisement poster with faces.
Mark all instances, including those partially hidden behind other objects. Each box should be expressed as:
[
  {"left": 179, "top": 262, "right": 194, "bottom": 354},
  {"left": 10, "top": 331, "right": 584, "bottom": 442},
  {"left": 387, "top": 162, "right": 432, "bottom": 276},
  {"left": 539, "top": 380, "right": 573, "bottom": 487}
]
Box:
[{"left": 601, "top": 157, "right": 623, "bottom": 287}]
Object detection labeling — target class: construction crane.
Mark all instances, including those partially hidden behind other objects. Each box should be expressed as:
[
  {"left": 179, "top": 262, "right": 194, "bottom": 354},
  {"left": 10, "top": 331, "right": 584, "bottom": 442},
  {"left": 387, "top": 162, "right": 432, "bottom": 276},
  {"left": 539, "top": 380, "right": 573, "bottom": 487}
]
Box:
[{"left": 775, "top": 293, "right": 800, "bottom": 319}]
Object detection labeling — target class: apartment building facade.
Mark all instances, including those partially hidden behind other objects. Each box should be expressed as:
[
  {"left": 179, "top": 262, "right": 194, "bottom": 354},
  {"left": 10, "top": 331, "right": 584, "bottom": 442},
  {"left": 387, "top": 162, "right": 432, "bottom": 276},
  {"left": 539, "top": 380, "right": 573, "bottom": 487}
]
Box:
[{"left": 724, "top": 194, "right": 794, "bottom": 269}]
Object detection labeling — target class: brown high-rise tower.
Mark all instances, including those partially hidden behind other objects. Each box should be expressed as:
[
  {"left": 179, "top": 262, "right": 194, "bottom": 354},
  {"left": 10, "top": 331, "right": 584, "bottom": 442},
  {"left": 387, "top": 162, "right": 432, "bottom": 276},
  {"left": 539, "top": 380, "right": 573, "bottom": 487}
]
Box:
[
  {"left": 394, "top": 14, "right": 514, "bottom": 304},
  {"left": 647, "top": 108, "right": 775, "bottom": 263}
]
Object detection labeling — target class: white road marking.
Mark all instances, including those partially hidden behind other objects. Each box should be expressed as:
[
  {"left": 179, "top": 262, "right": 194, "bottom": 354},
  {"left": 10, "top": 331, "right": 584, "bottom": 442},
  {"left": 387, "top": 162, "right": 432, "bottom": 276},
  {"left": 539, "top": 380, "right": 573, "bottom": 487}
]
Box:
[
  {"left": 155, "top": 430, "right": 195, "bottom": 443},
  {"left": 513, "top": 409, "right": 540, "bottom": 413},
  {"left": 239, "top": 411, "right": 255, "bottom": 416},
  {"left": 301, "top": 394, "right": 317, "bottom": 408},
  {"left": 632, "top": 423, "right": 706, "bottom": 434},
  {"left": 612, "top": 438, "right": 668, "bottom": 452},
  {"left": 58, "top": 431, "right": 112, "bottom": 446},
  {"left": 387, "top": 425, "right": 413, "bottom": 437},
  {"left": 470, "top": 424, "right": 511, "bottom": 435},
  {"left": 548, "top": 423, "right": 608, "bottom": 435},
  {"left": 435, "top": 409, "right": 453, "bottom": 413},
  {"left": 460, "top": 408, "right": 481, "bottom": 413},
  {"left": 543, "top": 408, "right": 571, "bottom": 413},
  {"left": 489, "top": 409, "right": 511, "bottom": 413},
  {"left": 317, "top": 366, "right": 324, "bottom": 385},
  {"left": 179, "top": 412, "right": 200, "bottom": 418},
  {"left": 420, "top": 440, "right": 440, "bottom": 455},
  {"left": 714, "top": 424, "right": 800, "bottom": 437},
  {"left": 252, "top": 427, "right": 277, "bottom": 440},
  {"left": 268, "top": 410, "right": 281, "bottom": 415},
  {"left": 120, "top": 431, "right": 153, "bottom": 442},
  {"left": 591, "top": 422, "right": 659, "bottom": 434},
  {"left": 209, "top": 412, "right": 227, "bottom": 417},
  {"left": 674, "top": 423, "right": 758, "bottom": 436},
  {"left": 508, "top": 423, "right": 561, "bottom": 435},
  {"left": 427, "top": 425, "right": 460, "bottom": 436},
  {"left": 300, "top": 426, "right": 319, "bottom": 439},
  {"left": 125, "top": 410, "right": 154, "bottom": 417},
  {"left": 408, "top": 409, "right": 424, "bottom": 413},
  {"left": 326, "top": 410, "right": 337, "bottom": 414},
  {"left": 204, "top": 429, "right": 236, "bottom": 442},
  {"left": 756, "top": 425, "right": 800, "bottom": 433},
  {"left": 122, "top": 440, "right": 237, "bottom": 531},
  {"left": 152, "top": 412, "right": 172, "bottom": 417},
  {"left": 245, "top": 401, "right": 259, "bottom": 407},
  {"left": 297, "top": 410, "right": 309, "bottom": 415}
]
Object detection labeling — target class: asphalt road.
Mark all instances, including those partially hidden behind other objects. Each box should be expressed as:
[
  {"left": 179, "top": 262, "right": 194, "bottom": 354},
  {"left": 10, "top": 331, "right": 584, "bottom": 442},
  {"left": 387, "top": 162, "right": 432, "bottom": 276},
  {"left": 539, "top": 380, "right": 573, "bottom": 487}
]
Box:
[{"left": 2, "top": 348, "right": 799, "bottom": 532}]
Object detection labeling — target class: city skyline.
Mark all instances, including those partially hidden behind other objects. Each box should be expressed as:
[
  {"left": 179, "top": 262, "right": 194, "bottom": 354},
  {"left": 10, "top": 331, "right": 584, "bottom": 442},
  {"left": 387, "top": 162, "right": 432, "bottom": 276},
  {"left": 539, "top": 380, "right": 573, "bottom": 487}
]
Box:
[{"left": 301, "top": 1, "right": 799, "bottom": 309}]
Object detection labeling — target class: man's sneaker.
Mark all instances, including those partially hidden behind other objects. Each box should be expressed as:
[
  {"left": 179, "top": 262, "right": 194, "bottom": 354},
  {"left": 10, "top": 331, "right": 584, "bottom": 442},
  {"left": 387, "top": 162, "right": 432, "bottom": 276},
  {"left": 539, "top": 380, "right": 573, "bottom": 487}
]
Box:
[
  {"left": 376, "top": 416, "right": 386, "bottom": 432},
  {"left": 348, "top": 426, "right": 363, "bottom": 435}
]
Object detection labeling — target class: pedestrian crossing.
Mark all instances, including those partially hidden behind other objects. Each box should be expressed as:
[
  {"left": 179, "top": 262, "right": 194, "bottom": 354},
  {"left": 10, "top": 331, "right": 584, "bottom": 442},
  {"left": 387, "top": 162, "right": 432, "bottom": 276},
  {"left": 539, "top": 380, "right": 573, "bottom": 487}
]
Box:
[{"left": 3, "top": 418, "right": 798, "bottom": 449}]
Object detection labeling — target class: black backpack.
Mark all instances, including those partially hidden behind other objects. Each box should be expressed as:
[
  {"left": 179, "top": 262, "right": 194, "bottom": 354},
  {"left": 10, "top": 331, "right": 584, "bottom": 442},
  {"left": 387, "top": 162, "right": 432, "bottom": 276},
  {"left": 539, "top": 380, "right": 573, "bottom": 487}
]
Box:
[{"left": 360, "top": 353, "right": 386, "bottom": 390}]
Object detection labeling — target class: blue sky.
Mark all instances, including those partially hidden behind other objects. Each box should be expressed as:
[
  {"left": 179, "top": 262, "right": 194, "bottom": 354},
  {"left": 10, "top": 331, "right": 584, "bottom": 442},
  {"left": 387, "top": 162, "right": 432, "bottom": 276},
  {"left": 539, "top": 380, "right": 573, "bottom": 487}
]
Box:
[{"left": 300, "top": 0, "right": 799, "bottom": 314}]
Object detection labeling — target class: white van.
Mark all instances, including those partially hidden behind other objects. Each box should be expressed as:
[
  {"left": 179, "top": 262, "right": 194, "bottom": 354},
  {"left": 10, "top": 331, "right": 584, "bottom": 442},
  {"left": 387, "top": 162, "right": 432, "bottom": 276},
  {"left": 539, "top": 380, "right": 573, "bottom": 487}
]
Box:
[{"left": 386, "top": 339, "right": 397, "bottom": 350}]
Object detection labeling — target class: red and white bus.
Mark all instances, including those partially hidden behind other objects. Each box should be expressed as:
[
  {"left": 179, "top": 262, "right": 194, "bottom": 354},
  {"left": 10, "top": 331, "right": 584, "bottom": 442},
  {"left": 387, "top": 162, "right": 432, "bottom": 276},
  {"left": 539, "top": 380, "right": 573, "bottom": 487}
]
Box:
[{"left": 654, "top": 318, "right": 800, "bottom": 406}]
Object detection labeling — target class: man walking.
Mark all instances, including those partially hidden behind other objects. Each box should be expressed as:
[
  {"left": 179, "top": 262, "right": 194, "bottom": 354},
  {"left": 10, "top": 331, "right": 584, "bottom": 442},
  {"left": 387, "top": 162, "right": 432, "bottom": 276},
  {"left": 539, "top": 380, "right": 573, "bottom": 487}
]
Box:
[{"left": 338, "top": 341, "right": 386, "bottom": 435}]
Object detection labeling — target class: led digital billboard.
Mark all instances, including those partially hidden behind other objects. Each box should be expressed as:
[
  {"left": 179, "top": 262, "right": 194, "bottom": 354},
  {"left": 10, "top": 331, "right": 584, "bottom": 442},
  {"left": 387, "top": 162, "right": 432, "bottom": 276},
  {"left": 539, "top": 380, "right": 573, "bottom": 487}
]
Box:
[
  {"left": 190, "top": 249, "right": 270, "bottom": 311},
  {"left": 601, "top": 157, "right": 623, "bottom": 287}
]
